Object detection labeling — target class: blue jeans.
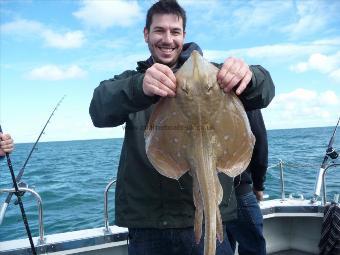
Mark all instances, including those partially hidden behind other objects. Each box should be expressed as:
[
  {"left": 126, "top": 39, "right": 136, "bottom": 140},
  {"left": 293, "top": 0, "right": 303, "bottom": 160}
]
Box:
[
  {"left": 226, "top": 192, "right": 266, "bottom": 255},
  {"left": 128, "top": 225, "right": 233, "bottom": 255}
]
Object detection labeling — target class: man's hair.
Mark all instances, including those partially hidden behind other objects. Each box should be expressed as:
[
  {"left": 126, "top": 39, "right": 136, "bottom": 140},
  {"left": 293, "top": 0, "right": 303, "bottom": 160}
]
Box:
[{"left": 145, "top": 0, "right": 186, "bottom": 31}]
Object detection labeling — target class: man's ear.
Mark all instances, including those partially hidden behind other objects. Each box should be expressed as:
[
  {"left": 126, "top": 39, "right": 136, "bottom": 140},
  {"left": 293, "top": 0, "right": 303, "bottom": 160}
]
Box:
[
  {"left": 183, "top": 31, "right": 186, "bottom": 40},
  {"left": 143, "top": 27, "right": 149, "bottom": 43}
]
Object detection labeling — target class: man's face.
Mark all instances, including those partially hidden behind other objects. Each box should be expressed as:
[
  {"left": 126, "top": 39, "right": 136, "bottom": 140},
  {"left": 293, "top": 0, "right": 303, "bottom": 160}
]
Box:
[{"left": 144, "top": 14, "right": 186, "bottom": 68}]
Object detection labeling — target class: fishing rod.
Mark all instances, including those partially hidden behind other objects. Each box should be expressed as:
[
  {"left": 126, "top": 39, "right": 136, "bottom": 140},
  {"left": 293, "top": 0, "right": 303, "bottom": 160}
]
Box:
[
  {"left": 312, "top": 116, "right": 340, "bottom": 203},
  {"left": 0, "top": 125, "right": 37, "bottom": 255},
  {"left": 0, "top": 95, "right": 66, "bottom": 224}
]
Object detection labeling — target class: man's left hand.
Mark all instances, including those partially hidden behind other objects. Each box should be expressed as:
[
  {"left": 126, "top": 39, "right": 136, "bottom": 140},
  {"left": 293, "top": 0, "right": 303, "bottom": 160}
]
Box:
[{"left": 217, "top": 57, "right": 253, "bottom": 95}]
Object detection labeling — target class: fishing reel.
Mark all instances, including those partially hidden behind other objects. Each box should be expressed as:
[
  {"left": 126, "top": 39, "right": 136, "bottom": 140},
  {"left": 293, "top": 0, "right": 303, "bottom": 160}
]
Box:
[
  {"left": 326, "top": 147, "right": 338, "bottom": 160},
  {"left": 13, "top": 182, "right": 28, "bottom": 205}
]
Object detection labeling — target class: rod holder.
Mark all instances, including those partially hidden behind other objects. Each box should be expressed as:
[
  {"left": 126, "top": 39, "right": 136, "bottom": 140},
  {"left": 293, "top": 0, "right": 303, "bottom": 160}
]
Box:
[{"left": 311, "top": 163, "right": 340, "bottom": 205}]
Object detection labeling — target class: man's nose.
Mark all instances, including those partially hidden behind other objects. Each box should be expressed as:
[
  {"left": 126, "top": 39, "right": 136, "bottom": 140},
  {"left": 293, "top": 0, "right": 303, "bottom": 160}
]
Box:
[{"left": 162, "top": 31, "right": 172, "bottom": 43}]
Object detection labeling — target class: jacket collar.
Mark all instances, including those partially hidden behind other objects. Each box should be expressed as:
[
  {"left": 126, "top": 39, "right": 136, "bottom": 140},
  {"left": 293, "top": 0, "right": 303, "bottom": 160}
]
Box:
[{"left": 136, "top": 42, "right": 203, "bottom": 72}]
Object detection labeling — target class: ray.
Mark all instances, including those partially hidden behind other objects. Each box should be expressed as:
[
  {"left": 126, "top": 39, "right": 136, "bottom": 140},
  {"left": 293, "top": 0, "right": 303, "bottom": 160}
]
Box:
[{"left": 145, "top": 50, "right": 255, "bottom": 255}]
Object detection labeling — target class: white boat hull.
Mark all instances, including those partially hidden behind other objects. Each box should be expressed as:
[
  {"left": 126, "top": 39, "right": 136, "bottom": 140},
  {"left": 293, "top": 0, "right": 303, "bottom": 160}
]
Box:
[{"left": 0, "top": 198, "right": 323, "bottom": 255}]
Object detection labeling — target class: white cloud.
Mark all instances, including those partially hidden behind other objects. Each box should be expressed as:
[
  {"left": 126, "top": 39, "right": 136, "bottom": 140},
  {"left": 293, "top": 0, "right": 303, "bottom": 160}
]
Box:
[
  {"left": 319, "top": 91, "right": 339, "bottom": 105},
  {"left": 1, "top": 18, "right": 85, "bottom": 49},
  {"left": 290, "top": 52, "right": 340, "bottom": 83},
  {"left": 103, "top": 38, "right": 131, "bottom": 49},
  {"left": 204, "top": 40, "right": 340, "bottom": 63},
  {"left": 73, "top": 0, "right": 143, "bottom": 29},
  {"left": 86, "top": 52, "right": 149, "bottom": 73},
  {"left": 42, "top": 30, "right": 85, "bottom": 49},
  {"left": 231, "top": 0, "right": 292, "bottom": 34},
  {"left": 281, "top": 1, "right": 340, "bottom": 39},
  {"left": 1, "top": 19, "right": 42, "bottom": 33},
  {"left": 181, "top": 0, "right": 337, "bottom": 40},
  {"left": 264, "top": 88, "right": 339, "bottom": 129},
  {"left": 274, "top": 88, "right": 317, "bottom": 103},
  {"left": 27, "top": 65, "right": 87, "bottom": 80},
  {"left": 292, "top": 62, "right": 308, "bottom": 73},
  {"left": 313, "top": 37, "right": 340, "bottom": 46},
  {"left": 307, "top": 53, "right": 337, "bottom": 73},
  {"left": 330, "top": 69, "right": 340, "bottom": 84}
]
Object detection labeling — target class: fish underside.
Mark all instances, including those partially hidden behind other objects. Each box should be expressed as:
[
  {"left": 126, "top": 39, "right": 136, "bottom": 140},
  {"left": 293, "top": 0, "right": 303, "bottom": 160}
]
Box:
[{"left": 145, "top": 51, "right": 255, "bottom": 255}]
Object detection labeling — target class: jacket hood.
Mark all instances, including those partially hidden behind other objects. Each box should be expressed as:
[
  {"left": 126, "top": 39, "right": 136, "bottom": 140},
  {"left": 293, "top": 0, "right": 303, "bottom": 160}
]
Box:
[{"left": 137, "top": 42, "right": 203, "bottom": 72}]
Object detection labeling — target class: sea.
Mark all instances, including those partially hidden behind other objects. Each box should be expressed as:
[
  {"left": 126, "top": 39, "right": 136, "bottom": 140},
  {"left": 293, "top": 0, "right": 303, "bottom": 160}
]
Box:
[{"left": 0, "top": 126, "right": 339, "bottom": 241}]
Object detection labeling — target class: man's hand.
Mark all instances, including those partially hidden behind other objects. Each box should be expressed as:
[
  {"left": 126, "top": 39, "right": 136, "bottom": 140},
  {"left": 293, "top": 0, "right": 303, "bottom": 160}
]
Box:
[
  {"left": 143, "top": 63, "right": 177, "bottom": 97},
  {"left": 0, "top": 133, "right": 14, "bottom": 156},
  {"left": 217, "top": 57, "right": 253, "bottom": 95},
  {"left": 253, "top": 189, "right": 264, "bottom": 202}
]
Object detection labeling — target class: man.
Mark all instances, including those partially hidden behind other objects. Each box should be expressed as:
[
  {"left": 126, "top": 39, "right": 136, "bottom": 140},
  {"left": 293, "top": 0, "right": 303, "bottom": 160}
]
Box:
[
  {"left": 89, "top": 0, "right": 274, "bottom": 254},
  {"left": 226, "top": 109, "right": 268, "bottom": 255},
  {"left": 0, "top": 133, "right": 14, "bottom": 158}
]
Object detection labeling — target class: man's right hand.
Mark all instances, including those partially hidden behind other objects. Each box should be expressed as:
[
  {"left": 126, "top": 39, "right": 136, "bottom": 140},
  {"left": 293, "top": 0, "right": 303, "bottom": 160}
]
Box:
[
  {"left": 143, "top": 63, "right": 177, "bottom": 97},
  {"left": 253, "top": 189, "right": 264, "bottom": 201}
]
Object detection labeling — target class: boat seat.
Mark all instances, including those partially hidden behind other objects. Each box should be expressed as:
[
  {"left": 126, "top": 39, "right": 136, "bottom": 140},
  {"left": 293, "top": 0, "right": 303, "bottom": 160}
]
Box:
[{"left": 269, "top": 250, "right": 315, "bottom": 255}]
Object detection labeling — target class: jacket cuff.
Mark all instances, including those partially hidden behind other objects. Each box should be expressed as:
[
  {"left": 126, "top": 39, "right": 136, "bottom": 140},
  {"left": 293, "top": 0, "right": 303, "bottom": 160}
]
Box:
[
  {"left": 132, "top": 74, "right": 159, "bottom": 106},
  {"left": 253, "top": 183, "right": 265, "bottom": 191}
]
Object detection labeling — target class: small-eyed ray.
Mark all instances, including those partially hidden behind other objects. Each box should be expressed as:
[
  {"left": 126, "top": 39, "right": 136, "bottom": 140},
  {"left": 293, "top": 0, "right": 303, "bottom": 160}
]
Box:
[{"left": 145, "top": 50, "right": 255, "bottom": 255}]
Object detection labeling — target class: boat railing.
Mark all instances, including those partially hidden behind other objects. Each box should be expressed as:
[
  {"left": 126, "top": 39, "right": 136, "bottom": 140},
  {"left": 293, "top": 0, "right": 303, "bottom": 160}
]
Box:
[
  {"left": 103, "top": 179, "right": 116, "bottom": 234},
  {"left": 320, "top": 163, "right": 340, "bottom": 205},
  {"left": 267, "top": 159, "right": 286, "bottom": 200},
  {"left": 0, "top": 186, "right": 45, "bottom": 245},
  {"left": 268, "top": 160, "right": 340, "bottom": 205}
]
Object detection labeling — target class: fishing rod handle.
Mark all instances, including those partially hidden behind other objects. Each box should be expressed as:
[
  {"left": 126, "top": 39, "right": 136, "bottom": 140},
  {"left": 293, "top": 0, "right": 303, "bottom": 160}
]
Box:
[
  {"left": 0, "top": 125, "right": 37, "bottom": 254},
  {"left": 0, "top": 126, "right": 3, "bottom": 160},
  {"left": 0, "top": 124, "right": 9, "bottom": 225},
  {"left": 0, "top": 125, "right": 11, "bottom": 158}
]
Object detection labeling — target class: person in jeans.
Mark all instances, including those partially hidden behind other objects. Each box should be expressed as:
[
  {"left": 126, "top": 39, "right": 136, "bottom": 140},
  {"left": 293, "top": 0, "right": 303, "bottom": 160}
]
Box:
[
  {"left": 89, "top": 0, "right": 275, "bottom": 254},
  {"left": 226, "top": 109, "right": 268, "bottom": 255}
]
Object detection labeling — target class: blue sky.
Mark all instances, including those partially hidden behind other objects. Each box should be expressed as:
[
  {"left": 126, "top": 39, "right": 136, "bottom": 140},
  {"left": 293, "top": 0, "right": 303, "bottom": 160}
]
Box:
[{"left": 1, "top": 0, "right": 340, "bottom": 143}]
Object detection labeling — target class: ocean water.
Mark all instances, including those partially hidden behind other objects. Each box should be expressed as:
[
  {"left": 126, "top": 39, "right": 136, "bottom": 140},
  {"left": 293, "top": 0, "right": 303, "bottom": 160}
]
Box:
[{"left": 0, "top": 126, "right": 339, "bottom": 241}]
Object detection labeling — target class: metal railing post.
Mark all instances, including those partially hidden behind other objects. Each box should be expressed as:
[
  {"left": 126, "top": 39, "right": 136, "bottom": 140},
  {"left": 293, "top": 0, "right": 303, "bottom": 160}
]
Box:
[
  {"left": 321, "top": 163, "right": 340, "bottom": 205},
  {"left": 104, "top": 179, "right": 116, "bottom": 234},
  {"left": 279, "top": 159, "right": 285, "bottom": 200},
  {"left": 0, "top": 187, "right": 45, "bottom": 245}
]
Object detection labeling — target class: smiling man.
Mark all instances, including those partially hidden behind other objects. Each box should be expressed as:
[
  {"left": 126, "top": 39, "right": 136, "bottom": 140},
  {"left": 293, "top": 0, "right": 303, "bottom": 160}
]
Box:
[
  {"left": 89, "top": 0, "right": 274, "bottom": 254},
  {"left": 144, "top": 13, "right": 185, "bottom": 69}
]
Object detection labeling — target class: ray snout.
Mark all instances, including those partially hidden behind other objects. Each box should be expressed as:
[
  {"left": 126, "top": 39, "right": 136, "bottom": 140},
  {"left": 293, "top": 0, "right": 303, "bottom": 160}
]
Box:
[{"left": 191, "top": 51, "right": 214, "bottom": 93}]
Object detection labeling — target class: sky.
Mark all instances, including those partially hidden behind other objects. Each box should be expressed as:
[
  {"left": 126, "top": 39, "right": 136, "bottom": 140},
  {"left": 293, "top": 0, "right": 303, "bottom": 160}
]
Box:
[{"left": 0, "top": 0, "right": 340, "bottom": 143}]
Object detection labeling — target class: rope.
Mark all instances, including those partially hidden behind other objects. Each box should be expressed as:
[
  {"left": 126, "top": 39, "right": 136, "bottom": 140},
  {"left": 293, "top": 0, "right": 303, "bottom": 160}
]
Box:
[{"left": 267, "top": 160, "right": 327, "bottom": 170}]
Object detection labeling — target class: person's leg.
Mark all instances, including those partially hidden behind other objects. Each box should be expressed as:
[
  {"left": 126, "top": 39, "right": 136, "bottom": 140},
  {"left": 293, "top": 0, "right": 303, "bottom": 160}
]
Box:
[
  {"left": 128, "top": 226, "right": 235, "bottom": 255},
  {"left": 225, "top": 222, "right": 237, "bottom": 253},
  {"left": 128, "top": 228, "right": 165, "bottom": 255},
  {"left": 192, "top": 224, "right": 234, "bottom": 255},
  {"left": 170, "top": 227, "right": 195, "bottom": 255},
  {"left": 128, "top": 227, "right": 195, "bottom": 255},
  {"left": 226, "top": 192, "right": 266, "bottom": 255}
]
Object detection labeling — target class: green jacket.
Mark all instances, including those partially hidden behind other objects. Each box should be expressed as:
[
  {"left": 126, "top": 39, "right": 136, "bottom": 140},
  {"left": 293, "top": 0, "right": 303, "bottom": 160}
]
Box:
[{"left": 89, "top": 43, "right": 275, "bottom": 228}]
